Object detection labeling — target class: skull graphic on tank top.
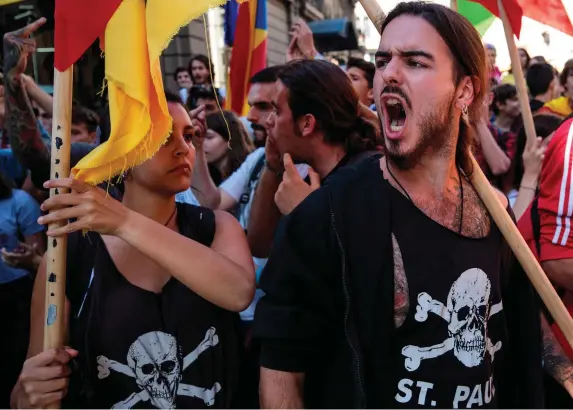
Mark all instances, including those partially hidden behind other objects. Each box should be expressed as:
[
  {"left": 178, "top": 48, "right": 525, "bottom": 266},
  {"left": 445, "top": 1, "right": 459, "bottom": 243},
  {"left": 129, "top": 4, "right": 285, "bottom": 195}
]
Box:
[{"left": 96, "top": 327, "right": 222, "bottom": 409}]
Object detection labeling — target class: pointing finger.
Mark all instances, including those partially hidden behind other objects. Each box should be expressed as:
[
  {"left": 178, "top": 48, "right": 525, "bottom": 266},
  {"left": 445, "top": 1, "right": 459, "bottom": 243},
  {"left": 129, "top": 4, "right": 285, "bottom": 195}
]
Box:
[
  {"left": 21, "top": 17, "right": 47, "bottom": 37},
  {"left": 283, "top": 153, "right": 298, "bottom": 178}
]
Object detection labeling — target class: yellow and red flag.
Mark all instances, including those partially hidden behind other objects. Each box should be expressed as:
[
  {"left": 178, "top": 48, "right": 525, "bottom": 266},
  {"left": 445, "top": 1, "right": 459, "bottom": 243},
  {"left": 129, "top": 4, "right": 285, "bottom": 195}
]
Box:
[
  {"left": 226, "top": 0, "right": 268, "bottom": 116},
  {"left": 55, "top": 0, "right": 245, "bottom": 184}
]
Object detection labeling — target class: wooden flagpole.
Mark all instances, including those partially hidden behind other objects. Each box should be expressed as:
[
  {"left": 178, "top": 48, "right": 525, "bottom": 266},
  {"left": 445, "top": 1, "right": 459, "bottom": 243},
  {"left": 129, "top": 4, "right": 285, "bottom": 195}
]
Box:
[
  {"left": 43, "top": 67, "right": 73, "bottom": 356},
  {"left": 358, "top": 0, "right": 573, "bottom": 350}
]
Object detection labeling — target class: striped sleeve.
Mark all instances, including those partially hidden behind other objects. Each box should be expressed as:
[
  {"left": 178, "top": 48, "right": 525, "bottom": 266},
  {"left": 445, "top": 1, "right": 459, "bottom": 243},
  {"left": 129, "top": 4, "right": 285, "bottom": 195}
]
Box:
[{"left": 538, "top": 118, "right": 573, "bottom": 261}]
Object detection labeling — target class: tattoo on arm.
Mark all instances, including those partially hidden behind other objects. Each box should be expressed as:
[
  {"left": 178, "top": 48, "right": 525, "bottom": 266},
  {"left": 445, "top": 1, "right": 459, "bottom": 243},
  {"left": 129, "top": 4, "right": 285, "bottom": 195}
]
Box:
[
  {"left": 541, "top": 313, "right": 573, "bottom": 386},
  {"left": 392, "top": 234, "right": 409, "bottom": 328},
  {"left": 3, "top": 27, "right": 50, "bottom": 170}
]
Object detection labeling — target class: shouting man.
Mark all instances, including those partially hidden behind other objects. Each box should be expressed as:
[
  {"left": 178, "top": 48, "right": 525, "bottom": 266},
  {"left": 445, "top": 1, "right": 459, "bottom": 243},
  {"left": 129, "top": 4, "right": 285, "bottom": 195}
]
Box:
[{"left": 253, "top": 3, "right": 555, "bottom": 408}]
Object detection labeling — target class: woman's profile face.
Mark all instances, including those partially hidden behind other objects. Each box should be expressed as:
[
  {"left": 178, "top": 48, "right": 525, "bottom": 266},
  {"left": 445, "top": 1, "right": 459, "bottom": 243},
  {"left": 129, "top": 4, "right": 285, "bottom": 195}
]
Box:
[
  {"left": 203, "top": 129, "right": 228, "bottom": 164},
  {"left": 129, "top": 102, "right": 196, "bottom": 196}
]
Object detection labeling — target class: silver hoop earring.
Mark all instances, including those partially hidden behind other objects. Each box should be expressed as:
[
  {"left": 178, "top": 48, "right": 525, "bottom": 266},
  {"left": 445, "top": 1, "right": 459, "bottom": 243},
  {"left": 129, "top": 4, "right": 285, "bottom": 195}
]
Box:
[{"left": 462, "top": 105, "right": 469, "bottom": 123}]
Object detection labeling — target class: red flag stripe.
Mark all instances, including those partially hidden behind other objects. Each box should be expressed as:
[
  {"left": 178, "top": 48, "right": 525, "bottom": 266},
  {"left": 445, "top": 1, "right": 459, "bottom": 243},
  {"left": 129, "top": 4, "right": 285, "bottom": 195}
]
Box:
[
  {"left": 472, "top": 0, "right": 524, "bottom": 37},
  {"left": 518, "top": 0, "right": 573, "bottom": 37},
  {"left": 54, "top": 0, "right": 122, "bottom": 71}
]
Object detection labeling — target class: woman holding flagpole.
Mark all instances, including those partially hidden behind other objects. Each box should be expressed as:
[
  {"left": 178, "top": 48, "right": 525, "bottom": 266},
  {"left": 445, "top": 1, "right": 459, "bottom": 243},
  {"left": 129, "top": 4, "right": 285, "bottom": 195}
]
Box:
[{"left": 11, "top": 91, "right": 255, "bottom": 409}]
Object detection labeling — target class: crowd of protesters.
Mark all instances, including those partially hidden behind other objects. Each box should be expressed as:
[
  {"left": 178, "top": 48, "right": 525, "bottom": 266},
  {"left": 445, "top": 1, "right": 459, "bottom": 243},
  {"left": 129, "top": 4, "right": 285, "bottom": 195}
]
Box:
[{"left": 3, "top": 2, "right": 573, "bottom": 409}]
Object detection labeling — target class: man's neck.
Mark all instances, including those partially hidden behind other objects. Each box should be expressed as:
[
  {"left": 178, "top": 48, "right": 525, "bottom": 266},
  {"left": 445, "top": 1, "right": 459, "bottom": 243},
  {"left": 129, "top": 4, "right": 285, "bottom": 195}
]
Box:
[
  {"left": 493, "top": 115, "right": 514, "bottom": 132},
  {"left": 384, "top": 150, "right": 459, "bottom": 202},
  {"left": 122, "top": 185, "right": 177, "bottom": 226},
  {"left": 534, "top": 91, "right": 552, "bottom": 104},
  {"left": 308, "top": 144, "right": 347, "bottom": 180}
]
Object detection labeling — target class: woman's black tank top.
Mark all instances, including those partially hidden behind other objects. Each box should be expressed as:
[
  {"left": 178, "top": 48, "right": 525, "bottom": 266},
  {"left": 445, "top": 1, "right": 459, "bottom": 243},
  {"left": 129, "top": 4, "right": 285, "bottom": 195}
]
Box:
[
  {"left": 63, "top": 203, "right": 239, "bottom": 409},
  {"left": 388, "top": 184, "right": 508, "bottom": 409}
]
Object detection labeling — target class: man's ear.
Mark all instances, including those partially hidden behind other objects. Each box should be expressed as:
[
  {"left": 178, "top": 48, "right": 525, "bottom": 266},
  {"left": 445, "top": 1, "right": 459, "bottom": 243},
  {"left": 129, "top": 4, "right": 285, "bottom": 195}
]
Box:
[
  {"left": 455, "top": 76, "right": 477, "bottom": 112},
  {"left": 367, "top": 88, "right": 374, "bottom": 105},
  {"left": 297, "top": 114, "right": 317, "bottom": 137}
]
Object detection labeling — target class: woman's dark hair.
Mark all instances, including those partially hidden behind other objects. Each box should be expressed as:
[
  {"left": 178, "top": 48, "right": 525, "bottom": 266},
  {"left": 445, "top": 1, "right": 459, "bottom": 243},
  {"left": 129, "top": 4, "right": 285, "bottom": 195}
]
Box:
[
  {"left": 509, "top": 48, "right": 531, "bottom": 74},
  {"left": 381, "top": 1, "right": 487, "bottom": 176},
  {"left": 512, "top": 114, "right": 562, "bottom": 188},
  {"left": 560, "top": 59, "right": 573, "bottom": 87},
  {"left": 277, "top": 59, "right": 377, "bottom": 155},
  {"left": 205, "top": 110, "right": 254, "bottom": 181},
  {"left": 188, "top": 54, "right": 214, "bottom": 83},
  {"left": 0, "top": 171, "right": 13, "bottom": 199}
]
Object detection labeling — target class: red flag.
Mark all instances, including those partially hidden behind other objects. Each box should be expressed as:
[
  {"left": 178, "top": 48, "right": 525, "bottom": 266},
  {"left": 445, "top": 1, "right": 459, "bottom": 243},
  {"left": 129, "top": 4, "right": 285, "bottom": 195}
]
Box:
[
  {"left": 518, "top": 0, "right": 573, "bottom": 37},
  {"left": 54, "top": 0, "right": 123, "bottom": 71},
  {"left": 472, "top": 0, "right": 523, "bottom": 37}
]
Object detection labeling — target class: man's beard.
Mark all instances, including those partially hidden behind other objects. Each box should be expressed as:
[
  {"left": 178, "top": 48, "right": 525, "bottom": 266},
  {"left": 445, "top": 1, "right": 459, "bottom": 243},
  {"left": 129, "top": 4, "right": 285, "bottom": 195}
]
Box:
[
  {"left": 383, "top": 96, "right": 456, "bottom": 170},
  {"left": 251, "top": 124, "right": 267, "bottom": 148}
]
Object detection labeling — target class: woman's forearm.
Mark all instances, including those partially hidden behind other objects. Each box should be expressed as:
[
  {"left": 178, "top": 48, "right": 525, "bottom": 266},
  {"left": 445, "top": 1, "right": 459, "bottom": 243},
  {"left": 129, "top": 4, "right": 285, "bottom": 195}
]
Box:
[
  {"left": 476, "top": 121, "right": 511, "bottom": 175},
  {"left": 511, "top": 173, "right": 538, "bottom": 220},
  {"left": 118, "top": 210, "right": 254, "bottom": 311}
]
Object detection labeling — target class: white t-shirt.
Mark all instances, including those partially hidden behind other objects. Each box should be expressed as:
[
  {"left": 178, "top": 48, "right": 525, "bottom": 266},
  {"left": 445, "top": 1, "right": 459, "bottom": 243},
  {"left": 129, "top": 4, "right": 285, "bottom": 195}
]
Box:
[{"left": 220, "top": 147, "right": 309, "bottom": 230}]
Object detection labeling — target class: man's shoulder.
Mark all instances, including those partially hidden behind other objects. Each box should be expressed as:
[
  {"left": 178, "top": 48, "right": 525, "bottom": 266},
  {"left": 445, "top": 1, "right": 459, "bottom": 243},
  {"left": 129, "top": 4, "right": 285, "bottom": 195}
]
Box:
[{"left": 291, "top": 155, "right": 387, "bottom": 223}]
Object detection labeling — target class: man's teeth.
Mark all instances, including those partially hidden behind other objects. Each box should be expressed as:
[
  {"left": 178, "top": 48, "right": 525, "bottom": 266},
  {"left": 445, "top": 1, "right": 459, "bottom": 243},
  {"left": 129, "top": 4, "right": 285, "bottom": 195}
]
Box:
[
  {"left": 386, "top": 98, "right": 400, "bottom": 106},
  {"left": 390, "top": 120, "right": 404, "bottom": 132}
]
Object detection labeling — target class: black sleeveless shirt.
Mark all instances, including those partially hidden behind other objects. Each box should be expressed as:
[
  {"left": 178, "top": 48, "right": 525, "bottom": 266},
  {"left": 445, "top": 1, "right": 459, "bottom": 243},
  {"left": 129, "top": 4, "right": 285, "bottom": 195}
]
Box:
[
  {"left": 63, "top": 204, "right": 239, "bottom": 409},
  {"left": 389, "top": 185, "right": 508, "bottom": 409}
]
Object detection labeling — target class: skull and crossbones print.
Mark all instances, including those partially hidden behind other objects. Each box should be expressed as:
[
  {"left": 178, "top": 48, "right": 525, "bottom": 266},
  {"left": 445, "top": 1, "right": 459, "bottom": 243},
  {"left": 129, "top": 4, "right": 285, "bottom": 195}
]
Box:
[
  {"left": 96, "top": 327, "right": 221, "bottom": 409},
  {"left": 402, "top": 268, "right": 503, "bottom": 371}
]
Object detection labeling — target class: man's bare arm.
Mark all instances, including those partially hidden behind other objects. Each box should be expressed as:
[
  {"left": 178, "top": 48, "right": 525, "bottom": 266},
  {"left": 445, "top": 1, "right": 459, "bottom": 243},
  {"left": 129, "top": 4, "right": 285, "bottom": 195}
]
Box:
[
  {"left": 541, "top": 313, "right": 573, "bottom": 397},
  {"left": 260, "top": 368, "right": 304, "bottom": 409},
  {"left": 4, "top": 19, "right": 50, "bottom": 170},
  {"left": 475, "top": 120, "right": 511, "bottom": 175},
  {"left": 247, "top": 167, "right": 282, "bottom": 257}
]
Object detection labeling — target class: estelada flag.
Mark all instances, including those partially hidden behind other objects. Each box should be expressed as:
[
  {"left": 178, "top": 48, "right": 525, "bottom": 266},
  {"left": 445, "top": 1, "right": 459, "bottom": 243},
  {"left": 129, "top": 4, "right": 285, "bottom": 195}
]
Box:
[
  {"left": 226, "top": 0, "right": 268, "bottom": 116},
  {"left": 58, "top": 0, "right": 247, "bottom": 184}
]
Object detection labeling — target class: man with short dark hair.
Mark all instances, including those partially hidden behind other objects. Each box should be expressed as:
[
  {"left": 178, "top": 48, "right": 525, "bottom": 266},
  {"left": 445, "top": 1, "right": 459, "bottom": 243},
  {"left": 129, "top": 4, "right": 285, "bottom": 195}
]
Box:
[
  {"left": 187, "top": 84, "right": 221, "bottom": 114},
  {"left": 346, "top": 57, "right": 375, "bottom": 107},
  {"left": 173, "top": 66, "right": 193, "bottom": 104},
  {"left": 527, "top": 63, "right": 561, "bottom": 113},
  {"left": 70, "top": 105, "right": 100, "bottom": 144}
]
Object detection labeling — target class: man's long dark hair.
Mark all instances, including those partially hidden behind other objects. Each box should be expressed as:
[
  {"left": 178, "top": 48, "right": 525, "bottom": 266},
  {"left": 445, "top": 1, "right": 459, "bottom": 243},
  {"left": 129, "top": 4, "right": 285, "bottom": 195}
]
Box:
[
  {"left": 381, "top": 2, "right": 488, "bottom": 175},
  {"left": 277, "top": 59, "right": 378, "bottom": 155}
]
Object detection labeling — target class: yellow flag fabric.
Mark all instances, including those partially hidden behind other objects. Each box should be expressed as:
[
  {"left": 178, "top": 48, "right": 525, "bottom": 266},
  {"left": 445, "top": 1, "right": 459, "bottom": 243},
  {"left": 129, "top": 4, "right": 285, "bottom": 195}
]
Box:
[
  {"left": 73, "top": 0, "right": 247, "bottom": 184},
  {"left": 540, "top": 96, "right": 573, "bottom": 118},
  {"left": 0, "top": 0, "right": 24, "bottom": 5}
]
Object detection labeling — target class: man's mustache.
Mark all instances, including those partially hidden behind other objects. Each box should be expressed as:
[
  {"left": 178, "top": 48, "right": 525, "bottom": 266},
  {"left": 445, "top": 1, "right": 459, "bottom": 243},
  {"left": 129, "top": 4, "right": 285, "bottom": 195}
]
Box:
[
  {"left": 251, "top": 123, "right": 266, "bottom": 132},
  {"left": 381, "top": 86, "right": 412, "bottom": 110}
]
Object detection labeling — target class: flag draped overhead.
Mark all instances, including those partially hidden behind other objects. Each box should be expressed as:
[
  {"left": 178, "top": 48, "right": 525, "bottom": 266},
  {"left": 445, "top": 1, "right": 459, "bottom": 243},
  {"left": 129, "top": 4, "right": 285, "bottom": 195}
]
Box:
[
  {"left": 459, "top": 0, "right": 573, "bottom": 38},
  {"left": 67, "top": 0, "right": 247, "bottom": 184},
  {"left": 227, "top": 0, "right": 268, "bottom": 116},
  {"left": 517, "top": 0, "right": 573, "bottom": 37},
  {"left": 467, "top": 0, "right": 524, "bottom": 37},
  {"left": 457, "top": 0, "right": 497, "bottom": 35}
]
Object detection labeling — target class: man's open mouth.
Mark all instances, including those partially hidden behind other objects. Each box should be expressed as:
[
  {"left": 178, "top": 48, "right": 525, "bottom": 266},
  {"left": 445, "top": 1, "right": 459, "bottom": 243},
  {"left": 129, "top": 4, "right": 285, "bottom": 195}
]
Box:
[{"left": 382, "top": 95, "right": 408, "bottom": 139}]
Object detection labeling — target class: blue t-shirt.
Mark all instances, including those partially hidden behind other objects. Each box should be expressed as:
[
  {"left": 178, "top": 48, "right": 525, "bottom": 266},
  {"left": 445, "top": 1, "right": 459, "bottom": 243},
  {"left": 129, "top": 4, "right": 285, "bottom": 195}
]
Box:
[{"left": 0, "top": 189, "right": 44, "bottom": 284}]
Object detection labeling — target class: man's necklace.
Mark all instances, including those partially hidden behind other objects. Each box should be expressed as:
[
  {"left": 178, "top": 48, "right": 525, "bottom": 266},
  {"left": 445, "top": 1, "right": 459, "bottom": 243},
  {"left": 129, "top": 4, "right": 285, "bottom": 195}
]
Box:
[{"left": 385, "top": 155, "right": 464, "bottom": 234}]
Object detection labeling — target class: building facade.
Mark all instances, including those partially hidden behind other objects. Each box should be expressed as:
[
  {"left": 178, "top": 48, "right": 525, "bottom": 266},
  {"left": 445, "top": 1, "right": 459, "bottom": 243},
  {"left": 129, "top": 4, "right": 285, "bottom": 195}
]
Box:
[{"left": 1, "top": 0, "right": 358, "bottom": 107}]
